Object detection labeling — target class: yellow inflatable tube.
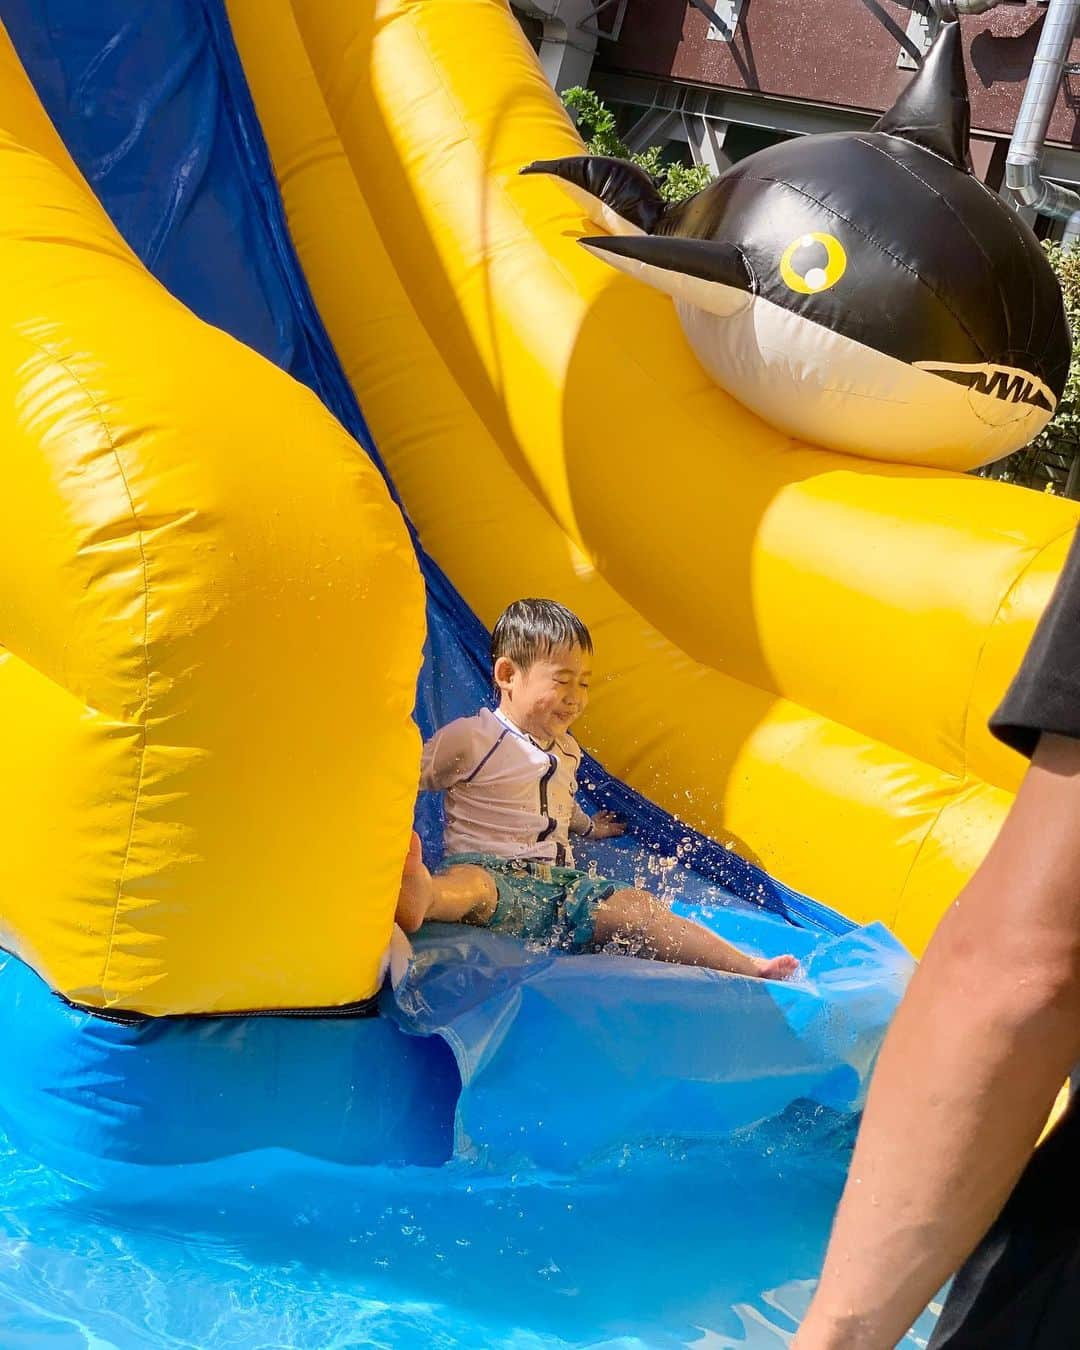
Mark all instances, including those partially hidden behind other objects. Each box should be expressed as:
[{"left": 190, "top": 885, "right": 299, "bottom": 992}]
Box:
[
  {"left": 225, "top": 0, "right": 1076, "bottom": 953},
  {"left": 0, "top": 24, "right": 424, "bottom": 1015}
]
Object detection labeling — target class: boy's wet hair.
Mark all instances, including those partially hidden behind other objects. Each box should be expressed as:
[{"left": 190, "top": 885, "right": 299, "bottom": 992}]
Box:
[{"left": 491, "top": 598, "right": 593, "bottom": 670}]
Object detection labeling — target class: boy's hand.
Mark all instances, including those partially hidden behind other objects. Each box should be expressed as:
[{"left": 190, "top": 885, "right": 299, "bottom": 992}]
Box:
[{"left": 590, "top": 810, "right": 625, "bottom": 839}]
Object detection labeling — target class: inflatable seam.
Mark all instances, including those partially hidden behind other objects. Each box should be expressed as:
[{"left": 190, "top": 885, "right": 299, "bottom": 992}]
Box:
[
  {"left": 410, "top": 17, "right": 578, "bottom": 277},
  {"left": 37, "top": 347, "right": 152, "bottom": 1008},
  {"left": 893, "top": 524, "right": 1077, "bottom": 922},
  {"left": 857, "top": 136, "right": 1001, "bottom": 345},
  {"left": 763, "top": 160, "right": 985, "bottom": 359},
  {"left": 974, "top": 163, "right": 1044, "bottom": 356},
  {"left": 890, "top": 791, "right": 955, "bottom": 931},
  {"left": 363, "top": 13, "right": 600, "bottom": 395}
]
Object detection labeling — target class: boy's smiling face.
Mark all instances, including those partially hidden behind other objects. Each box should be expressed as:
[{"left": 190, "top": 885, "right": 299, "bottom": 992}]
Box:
[{"left": 494, "top": 642, "right": 591, "bottom": 746}]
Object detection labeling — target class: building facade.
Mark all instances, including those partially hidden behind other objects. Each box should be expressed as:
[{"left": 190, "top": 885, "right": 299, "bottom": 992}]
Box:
[{"left": 513, "top": 0, "right": 1080, "bottom": 236}]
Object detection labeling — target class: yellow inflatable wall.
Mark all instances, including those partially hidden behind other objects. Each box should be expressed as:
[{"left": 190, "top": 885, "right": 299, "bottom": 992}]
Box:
[
  {"left": 224, "top": 0, "right": 1078, "bottom": 955},
  {"left": 2, "top": 0, "right": 1076, "bottom": 1018},
  {"left": 0, "top": 24, "right": 425, "bottom": 1015}
]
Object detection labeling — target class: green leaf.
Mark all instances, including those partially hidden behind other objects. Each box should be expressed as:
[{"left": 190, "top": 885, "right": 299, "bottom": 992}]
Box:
[
  {"left": 560, "top": 87, "right": 715, "bottom": 204},
  {"left": 1023, "top": 240, "right": 1080, "bottom": 488}
]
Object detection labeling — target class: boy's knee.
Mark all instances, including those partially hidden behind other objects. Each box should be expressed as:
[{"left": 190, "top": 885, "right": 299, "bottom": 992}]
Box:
[
  {"left": 449, "top": 863, "right": 497, "bottom": 893},
  {"left": 431, "top": 863, "right": 498, "bottom": 924},
  {"left": 457, "top": 865, "right": 499, "bottom": 918},
  {"left": 601, "top": 886, "right": 658, "bottom": 927}
]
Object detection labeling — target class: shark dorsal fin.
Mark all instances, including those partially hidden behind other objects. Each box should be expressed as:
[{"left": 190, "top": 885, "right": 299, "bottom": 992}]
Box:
[{"left": 873, "top": 21, "right": 971, "bottom": 171}]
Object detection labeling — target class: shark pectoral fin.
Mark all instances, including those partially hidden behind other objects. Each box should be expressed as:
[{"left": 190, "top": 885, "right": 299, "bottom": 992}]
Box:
[
  {"left": 580, "top": 234, "right": 755, "bottom": 318},
  {"left": 521, "top": 156, "right": 663, "bottom": 235}
]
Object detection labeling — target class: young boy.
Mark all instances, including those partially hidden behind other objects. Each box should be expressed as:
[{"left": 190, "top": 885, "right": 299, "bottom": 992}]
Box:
[{"left": 397, "top": 598, "right": 797, "bottom": 980}]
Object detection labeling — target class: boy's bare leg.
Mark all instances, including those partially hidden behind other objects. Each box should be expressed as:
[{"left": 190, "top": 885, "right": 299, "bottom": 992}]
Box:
[
  {"left": 592, "top": 888, "right": 798, "bottom": 980},
  {"left": 396, "top": 833, "right": 497, "bottom": 934},
  {"left": 426, "top": 865, "right": 498, "bottom": 925}
]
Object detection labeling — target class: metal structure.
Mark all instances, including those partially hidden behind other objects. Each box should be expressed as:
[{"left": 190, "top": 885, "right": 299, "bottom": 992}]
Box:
[
  {"left": 575, "top": 0, "right": 630, "bottom": 41},
  {"left": 510, "top": 0, "right": 603, "bottom": 90},
  {"left": 693, "top": 0, "right": 746, "bottom": 43},
  {"left": 513, "top": 0, "right": 743, "bottom": 90},
  {"left": 932, "top": 0, "right": 1006, "bottom": 18},
  {"left": 898, "top": 3, "right": 940, "bottom": 69},
  {"left": 988, "top": 0, "right": 1080, "bottom": 495},
  {"left": 903, "top": 1, "right": 1008, "bottom": 70},
  {"left": 900, "top": 0, "right": 1080, "bottom": 240},
  {"left": 996, "top": 0, "right": 1080, "bottom": 242}
]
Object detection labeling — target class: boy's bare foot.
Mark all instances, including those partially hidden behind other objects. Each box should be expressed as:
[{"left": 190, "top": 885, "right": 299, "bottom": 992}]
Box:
[
  {"left": 757, "top": 954, "right": 800, "bottom": 981},
  {"left": 395, "top": 831, "right": 433, "bottom": 934}
]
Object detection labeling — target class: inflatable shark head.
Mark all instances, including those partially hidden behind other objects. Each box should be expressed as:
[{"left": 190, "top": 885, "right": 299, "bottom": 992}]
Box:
[{"left": 524, "top": 24, "right": 1070, "bottom": 469}]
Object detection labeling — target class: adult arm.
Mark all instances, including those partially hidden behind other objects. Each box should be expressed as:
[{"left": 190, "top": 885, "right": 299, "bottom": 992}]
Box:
[{"left": 793, "top": 732, "right": 1080, "bottom": 1349}]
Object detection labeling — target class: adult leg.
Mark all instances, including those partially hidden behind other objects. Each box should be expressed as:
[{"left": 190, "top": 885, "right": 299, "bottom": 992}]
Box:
[
  {"left": 591, "top": 888, "right": 798, "bottom": 980},
  {"left": 396, "top": 833, "right": 497, "bottom": 933}
]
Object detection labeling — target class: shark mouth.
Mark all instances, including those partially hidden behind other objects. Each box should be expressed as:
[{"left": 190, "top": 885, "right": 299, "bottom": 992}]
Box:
[
  {"left": 669, "top": 292, "right": 1058, "bottom": 468},
  {"left": 914, "top": 362, "right": 1056, "bottom": 414}
]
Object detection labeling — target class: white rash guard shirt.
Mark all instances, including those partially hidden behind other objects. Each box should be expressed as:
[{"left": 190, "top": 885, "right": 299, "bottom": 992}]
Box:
[{"left": 420, "top": 707, "right": 592, "bottom": 865}]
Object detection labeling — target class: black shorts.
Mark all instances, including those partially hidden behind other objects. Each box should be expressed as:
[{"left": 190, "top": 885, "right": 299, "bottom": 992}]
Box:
[{"left": 928, "top": 1091, "right": 1080, "bottom": 1348}]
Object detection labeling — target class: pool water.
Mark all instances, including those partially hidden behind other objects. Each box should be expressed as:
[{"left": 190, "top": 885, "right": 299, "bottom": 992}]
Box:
[{"left": 0, "top": 1106, "right": 940, "bottom": 1349}]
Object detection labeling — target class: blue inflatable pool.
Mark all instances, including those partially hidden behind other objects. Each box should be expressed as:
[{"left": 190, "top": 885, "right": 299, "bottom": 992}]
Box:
[{"left": 0, "top": 846, "right": 926, "bottom": 1346}]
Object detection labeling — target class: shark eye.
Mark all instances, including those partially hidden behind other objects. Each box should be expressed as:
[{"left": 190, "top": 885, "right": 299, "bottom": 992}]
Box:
[{"left": 780, "top": 232, "right": 847, "bottom": 295}]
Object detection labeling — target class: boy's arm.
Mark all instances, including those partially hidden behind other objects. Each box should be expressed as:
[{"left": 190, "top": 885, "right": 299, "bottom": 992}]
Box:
[
  {"left": 793, "top": 732, "right": 1080, "bottom": 1349},
  {"left": 570, "top": 803, "right": 625, "bottom": 839},
  {"left": 419, "top": 721, "right": 472, "bottom": 792},
  {"left": 570, "top": 803, "right": 594, "bottom": 836}
]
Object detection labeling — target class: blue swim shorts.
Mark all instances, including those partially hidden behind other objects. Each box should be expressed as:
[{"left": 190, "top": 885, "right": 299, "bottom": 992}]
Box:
[{"left": 442, "top": 854, "right": 617, "bottom": 951}]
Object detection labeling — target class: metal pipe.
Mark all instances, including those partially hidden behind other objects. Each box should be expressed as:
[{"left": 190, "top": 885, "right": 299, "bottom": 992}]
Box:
[
  {"left": 931, "top": 0, "right": 1004, "bottom": 19},
  {"left": 1005, "top": 0, "right": 1080, "bottom": 220}
]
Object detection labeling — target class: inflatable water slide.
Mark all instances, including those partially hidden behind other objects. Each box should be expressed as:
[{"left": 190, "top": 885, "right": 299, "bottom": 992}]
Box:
[{"left": 0, "top": 0, "right": 1074, "bottom": 1175}]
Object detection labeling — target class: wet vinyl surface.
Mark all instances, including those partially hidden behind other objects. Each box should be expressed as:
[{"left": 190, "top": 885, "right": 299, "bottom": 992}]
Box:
[{"left": 0, "top": 1107, "right": 941, "bottom": 1349}]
